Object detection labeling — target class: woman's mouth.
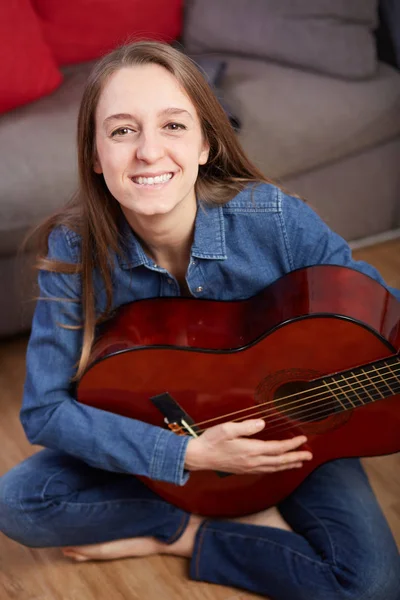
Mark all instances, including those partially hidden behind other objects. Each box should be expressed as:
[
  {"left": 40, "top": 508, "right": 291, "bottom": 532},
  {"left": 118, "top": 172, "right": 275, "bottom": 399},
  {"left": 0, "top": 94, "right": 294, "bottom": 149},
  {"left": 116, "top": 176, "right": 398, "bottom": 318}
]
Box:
[{"left": 131, "top": 172, "right": 174, "bottom": 187}]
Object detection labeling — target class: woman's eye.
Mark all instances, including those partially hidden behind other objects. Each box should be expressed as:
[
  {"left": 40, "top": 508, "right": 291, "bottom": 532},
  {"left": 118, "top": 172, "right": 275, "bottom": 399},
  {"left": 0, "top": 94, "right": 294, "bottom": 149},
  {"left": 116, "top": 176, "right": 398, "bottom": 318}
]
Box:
[
  {"left": 111, "top": 127, "right": 133, "bottom": 137},
  {"left": 165, "top": 122, "right": 186, "bottom": 131},
  {"left": 111, "top": 123, "right": 186, "bottom": 136}
]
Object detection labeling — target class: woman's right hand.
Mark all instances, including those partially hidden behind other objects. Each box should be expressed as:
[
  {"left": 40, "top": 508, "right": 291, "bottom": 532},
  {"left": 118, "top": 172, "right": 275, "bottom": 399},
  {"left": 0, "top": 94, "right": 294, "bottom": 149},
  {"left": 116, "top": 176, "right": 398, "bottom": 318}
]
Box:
[{"left": 184, "top": 419, "right": 313, "bottom": 475}]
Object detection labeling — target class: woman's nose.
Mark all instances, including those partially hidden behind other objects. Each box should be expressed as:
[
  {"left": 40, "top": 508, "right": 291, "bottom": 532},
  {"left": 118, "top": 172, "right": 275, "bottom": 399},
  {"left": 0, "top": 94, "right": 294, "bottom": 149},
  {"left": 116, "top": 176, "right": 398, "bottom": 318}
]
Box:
[{"left": 135, "top": 131, "right": 165, "bottom": 163}]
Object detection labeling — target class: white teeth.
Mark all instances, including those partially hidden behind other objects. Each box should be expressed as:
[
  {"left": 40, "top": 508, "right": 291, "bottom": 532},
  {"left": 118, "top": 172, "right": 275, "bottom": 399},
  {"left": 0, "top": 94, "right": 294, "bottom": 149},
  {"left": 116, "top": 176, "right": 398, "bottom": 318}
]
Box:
[{"left": 133, "top": 173, "right": 173, "bottom": 185}]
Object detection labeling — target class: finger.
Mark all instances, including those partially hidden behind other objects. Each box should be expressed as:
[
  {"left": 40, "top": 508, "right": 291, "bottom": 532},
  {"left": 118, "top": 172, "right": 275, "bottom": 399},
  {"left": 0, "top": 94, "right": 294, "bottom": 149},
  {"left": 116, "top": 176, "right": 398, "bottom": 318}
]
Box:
[
  {"left": 273, "top": 461, "right": 304, "bottom": 471},
  {"left": 263, "top": 435, "right": 308, "bottom": 455},
  {"left": 212, "top": 419, "right": 266, "bottom": 441},
  {"left": 243, "top": 462, "right": 304, "bottom": 474},
  {"left": 262, "top": 462, "right": 304, "bottom": 473},
  {"left": 258, "top": 450, "right": 313, "bottom": 467}
]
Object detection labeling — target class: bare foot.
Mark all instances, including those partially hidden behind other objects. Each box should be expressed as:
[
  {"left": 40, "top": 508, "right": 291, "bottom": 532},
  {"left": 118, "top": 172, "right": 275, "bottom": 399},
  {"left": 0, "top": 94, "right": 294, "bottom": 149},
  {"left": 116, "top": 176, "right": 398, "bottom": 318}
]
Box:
[
  {"left": 61, "top": 514, "right": 203, "bottom": 562},
  {"left": 62, "top": 537, "right": 164, "bottom": 562},
  {"left": 61, "top": 507, "right": 292, "bottom": 563}
]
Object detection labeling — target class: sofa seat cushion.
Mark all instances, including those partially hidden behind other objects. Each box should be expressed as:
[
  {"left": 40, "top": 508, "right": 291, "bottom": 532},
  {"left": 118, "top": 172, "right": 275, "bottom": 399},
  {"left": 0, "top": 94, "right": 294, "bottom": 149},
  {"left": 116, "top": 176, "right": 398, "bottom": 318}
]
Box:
[
  {"left": 0, "top": 62, "right": 96, "bottom": 257},
  {"left": 217, "top": 55, "right": 400, "bottom": 179}
]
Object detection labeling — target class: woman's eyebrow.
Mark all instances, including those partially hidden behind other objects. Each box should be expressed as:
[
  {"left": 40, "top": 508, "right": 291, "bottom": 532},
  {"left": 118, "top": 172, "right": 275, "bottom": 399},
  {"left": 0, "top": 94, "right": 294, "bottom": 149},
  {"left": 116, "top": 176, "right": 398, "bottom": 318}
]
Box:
[
  {"left": 103, "top": 107, "right": 193, "bottom": 127},
  {"left": 160, "top": 107, "right": 193, "bottom": 120}
]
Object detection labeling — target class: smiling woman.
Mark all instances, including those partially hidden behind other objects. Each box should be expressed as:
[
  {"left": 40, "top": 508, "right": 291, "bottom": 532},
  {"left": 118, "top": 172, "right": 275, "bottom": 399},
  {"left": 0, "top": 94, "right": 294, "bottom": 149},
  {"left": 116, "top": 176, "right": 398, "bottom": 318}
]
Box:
[
  {"left": 93, "top": 64, "right": 209, "bottom": 225},
  {"left": 0, "top": 41, "right": 399, "bottom": 600}
]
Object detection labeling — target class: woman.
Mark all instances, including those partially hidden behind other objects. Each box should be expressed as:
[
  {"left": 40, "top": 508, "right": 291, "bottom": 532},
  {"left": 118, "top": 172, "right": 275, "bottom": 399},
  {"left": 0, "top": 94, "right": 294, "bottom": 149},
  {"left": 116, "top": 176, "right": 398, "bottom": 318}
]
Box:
[{"left": 0, "top": 41, "right": 399, "bottom": 600}]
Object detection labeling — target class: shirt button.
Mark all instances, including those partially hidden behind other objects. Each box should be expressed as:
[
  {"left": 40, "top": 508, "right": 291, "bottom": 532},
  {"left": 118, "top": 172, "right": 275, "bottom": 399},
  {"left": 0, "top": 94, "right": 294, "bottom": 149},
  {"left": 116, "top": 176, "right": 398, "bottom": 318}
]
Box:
[
  {"left": 167, "top": 278, "right": 173, "bottom": 285},
  {"left": 196, "top": 286, "right": 203, "bottom": 293}
]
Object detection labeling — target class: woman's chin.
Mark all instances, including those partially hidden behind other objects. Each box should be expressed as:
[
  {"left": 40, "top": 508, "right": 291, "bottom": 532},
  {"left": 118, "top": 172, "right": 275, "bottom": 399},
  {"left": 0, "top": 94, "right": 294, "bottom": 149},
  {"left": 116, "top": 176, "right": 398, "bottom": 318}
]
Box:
[{"left": 122, "top": 200, "right": 176, "bottom": 219}]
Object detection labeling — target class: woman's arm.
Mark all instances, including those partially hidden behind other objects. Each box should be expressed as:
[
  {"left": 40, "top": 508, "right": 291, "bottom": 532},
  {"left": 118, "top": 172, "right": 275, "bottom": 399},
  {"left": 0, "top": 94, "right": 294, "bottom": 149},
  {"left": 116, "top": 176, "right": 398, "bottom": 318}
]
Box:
[
  {"left": 20, "top": 228, "right": 191, "bottom": 485},
  {"left": 280, "top": 192, "right": 400, "bottom": 302}
]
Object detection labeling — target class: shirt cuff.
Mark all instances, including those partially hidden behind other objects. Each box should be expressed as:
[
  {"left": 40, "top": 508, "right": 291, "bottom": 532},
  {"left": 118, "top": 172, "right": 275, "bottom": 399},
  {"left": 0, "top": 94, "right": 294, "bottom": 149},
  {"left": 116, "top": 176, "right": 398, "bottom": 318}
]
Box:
[{"left": 149, "top": 428, "right": 192, "bottom": 486}]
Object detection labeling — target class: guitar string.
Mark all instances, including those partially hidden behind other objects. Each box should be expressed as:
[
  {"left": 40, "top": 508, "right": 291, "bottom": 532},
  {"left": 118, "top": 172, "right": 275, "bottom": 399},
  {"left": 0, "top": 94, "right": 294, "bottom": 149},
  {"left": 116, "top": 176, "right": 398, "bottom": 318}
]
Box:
[
  {"left": 192, "top": 361, "right": 400, "bottom": 428},
  {"left": 193, "top": 369, "right": 400, "bottom": 434},
  {"left": 195, "top": 381, "right": 395, "bottom": 437},
  {"left": 194, "top": 378, "right": 400, "bottom": 437},
  {"left": 230, "top": 371, "right": 400, "bottom": 428},
  {"left": 191, "top": 361, "right": 400, "bottom": 430},
  {"left": 192, "top": 359, "right": 400, "bottom": 428},
  {"left": 232, "top": 380, "right": 400, "bottom": 437}
]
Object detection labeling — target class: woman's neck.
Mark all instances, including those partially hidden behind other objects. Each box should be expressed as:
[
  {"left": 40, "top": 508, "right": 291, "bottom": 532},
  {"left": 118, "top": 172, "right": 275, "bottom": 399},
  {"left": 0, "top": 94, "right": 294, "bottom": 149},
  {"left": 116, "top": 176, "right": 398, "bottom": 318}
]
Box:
[{"left": 122, "top": 196, "right": 197, "bottom": 279}]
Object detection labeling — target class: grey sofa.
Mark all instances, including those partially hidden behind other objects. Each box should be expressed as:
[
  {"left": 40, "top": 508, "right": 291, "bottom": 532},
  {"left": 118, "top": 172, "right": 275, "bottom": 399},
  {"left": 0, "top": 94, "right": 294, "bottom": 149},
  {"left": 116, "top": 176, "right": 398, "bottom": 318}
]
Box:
[{"left": 1, "top": 0, "right": 399, "bottom": 337}]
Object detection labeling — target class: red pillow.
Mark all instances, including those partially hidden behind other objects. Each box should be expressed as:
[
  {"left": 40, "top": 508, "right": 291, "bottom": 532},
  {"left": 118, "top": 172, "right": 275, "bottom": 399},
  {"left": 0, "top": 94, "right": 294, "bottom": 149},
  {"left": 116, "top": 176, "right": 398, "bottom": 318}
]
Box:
[
  {"left": 0, "top": 0, "right": 62, "bottom": 114},
  {"left": 32, "top": 0, "right": 183, "bottom": 65}
]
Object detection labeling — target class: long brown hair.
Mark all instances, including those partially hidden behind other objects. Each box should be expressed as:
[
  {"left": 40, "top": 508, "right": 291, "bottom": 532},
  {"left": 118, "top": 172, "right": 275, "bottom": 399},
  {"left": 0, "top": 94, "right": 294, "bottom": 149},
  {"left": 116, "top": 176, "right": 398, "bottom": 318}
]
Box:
[{"left": 34, "top": 40, "right": 273, "bottom": 379}]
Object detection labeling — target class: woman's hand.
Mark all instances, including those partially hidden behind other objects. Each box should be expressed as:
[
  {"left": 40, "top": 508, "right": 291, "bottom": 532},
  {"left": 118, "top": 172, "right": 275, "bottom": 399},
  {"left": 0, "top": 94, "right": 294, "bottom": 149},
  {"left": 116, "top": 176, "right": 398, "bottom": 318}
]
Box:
[{"left": 184, "top": 419, "right": 313, "bottom": 474}]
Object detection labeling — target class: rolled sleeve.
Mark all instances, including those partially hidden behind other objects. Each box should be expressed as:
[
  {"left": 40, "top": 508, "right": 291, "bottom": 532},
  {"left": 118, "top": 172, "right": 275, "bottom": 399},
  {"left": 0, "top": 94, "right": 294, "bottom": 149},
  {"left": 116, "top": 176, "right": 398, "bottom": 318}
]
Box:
[{"left": 149, "top": 428, "right": 191, "bottom": 486}]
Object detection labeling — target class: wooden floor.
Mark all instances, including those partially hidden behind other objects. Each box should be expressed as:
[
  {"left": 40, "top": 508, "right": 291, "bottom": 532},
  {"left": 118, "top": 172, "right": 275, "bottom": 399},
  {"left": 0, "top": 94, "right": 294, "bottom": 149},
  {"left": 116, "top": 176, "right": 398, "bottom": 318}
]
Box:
[{"left": 0, "top": 239, "right": 399, "bottom": 600}]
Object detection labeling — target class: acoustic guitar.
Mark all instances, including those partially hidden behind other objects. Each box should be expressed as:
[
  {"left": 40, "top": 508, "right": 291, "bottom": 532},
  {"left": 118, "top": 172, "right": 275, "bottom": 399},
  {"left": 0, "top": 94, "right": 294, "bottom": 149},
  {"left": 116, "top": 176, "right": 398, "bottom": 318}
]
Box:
[{"left": 77, "top": 265, "right": 400, "bottom": 517}]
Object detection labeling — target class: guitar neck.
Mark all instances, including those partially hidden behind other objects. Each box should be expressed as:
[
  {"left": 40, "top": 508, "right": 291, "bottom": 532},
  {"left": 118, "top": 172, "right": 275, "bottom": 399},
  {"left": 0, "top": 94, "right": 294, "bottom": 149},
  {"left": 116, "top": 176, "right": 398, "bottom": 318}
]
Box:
[{"left": 318, "top": 353, "right": 400, "bottom": 414}]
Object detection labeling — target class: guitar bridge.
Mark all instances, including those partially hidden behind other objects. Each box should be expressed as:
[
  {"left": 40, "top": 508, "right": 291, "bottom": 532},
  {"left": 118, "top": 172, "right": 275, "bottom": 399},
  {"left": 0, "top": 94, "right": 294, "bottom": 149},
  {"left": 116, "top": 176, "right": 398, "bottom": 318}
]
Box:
[
  {"left": 149, "top": 392, "right": 230, "bottom": 478},
  {"left": 150, "top": 393, "right": 199, "bottom": 437}
]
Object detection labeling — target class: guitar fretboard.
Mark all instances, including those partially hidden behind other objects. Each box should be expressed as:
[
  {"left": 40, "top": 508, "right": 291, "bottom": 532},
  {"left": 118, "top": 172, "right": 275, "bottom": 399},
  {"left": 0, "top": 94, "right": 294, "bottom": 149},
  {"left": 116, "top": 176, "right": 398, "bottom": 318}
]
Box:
[{"left": 320, "top": 354, "right": 400, "bottom": 414}]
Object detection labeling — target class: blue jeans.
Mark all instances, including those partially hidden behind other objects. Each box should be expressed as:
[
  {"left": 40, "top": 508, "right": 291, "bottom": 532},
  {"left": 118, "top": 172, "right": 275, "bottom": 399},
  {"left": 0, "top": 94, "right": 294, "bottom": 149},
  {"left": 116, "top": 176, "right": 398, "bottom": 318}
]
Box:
[{"left": 0, "top": 450, "right": 399, "bottom": 600}]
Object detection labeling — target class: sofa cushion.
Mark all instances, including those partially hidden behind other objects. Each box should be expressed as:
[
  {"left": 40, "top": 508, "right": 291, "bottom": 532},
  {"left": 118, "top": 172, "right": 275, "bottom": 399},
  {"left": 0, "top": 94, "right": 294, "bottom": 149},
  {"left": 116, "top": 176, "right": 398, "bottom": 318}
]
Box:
[
  {"left": 217, "top": 55, "right": 400, "bottom": 179},
  {"left": 184, "top": 0, "right": 379, "bottom": 79},
  {"left": 0, "top": 0, "right": 62, "bottom": 114},
  {"left": 0, "top": 62, "right": 96, "bottom": 256},
  {"left": 33, "top": 0, "right": 183, "bottom": 65}
]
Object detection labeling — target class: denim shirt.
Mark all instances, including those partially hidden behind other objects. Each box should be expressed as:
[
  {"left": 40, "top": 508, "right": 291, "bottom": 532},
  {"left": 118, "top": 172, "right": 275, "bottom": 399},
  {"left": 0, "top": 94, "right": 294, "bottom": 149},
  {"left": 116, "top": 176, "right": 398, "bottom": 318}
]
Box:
[{"left": 20, "top": 183, "right": 400, "bottom": 485}]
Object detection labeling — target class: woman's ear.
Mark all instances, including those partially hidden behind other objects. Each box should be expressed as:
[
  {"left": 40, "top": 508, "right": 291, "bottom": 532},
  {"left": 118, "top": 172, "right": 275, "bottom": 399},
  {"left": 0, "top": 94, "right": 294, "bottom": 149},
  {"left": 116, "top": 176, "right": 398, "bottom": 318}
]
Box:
[
  {"left": 93, "top": 153, "right": 103, "bottom": 174},
  {"left": 199, "top": 141, "right": 210, "bottom": 166}
]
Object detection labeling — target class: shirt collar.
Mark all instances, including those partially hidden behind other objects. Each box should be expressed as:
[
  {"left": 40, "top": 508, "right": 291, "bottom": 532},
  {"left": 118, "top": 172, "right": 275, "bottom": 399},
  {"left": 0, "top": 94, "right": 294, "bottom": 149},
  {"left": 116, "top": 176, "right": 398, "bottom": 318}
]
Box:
[{"left": 117, "top": 201, "right": 227, "bottom": 270}]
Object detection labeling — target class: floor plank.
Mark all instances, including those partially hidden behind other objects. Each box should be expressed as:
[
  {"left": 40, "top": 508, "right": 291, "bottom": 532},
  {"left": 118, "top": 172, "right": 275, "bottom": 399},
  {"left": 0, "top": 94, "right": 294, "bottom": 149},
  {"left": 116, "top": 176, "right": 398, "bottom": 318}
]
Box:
[{"left": 0, "top": 239, "right": 399, "bottom": 599}]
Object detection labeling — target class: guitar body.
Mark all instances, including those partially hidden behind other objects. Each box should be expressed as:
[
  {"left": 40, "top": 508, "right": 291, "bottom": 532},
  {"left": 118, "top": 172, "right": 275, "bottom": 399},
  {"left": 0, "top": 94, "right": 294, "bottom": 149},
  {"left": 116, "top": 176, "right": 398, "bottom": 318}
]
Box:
[{"left": 77, "top": 266, "right": 400, "bottom": 517}]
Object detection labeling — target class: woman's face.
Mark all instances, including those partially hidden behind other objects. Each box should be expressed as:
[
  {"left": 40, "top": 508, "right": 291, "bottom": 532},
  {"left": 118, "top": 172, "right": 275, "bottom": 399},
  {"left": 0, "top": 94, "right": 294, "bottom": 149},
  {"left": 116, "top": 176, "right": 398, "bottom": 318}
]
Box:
[{"left": 93, "top": 64, "right": 209, "bottom": 220}]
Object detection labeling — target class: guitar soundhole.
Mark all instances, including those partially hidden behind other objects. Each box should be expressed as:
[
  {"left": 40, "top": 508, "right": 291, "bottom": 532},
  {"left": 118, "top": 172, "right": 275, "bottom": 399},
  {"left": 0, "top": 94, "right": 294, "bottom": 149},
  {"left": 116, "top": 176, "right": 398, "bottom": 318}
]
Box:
[
  {"left": 273, "top": 380, "right": 326, "bottom": 423},
  {"left": 255, "top": 369, "right": 350, "bottom": 434}
]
